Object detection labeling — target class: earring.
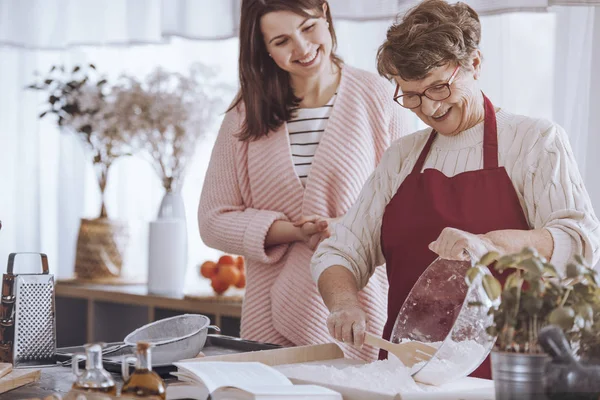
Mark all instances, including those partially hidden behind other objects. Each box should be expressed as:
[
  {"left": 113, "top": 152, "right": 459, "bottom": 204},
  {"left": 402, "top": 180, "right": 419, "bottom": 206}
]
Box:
[
  {"left": 326, "top": 22, "right": 330, "bottom": 28},
  {"left": 268, "top": 53, "right": 272, "bottom": 58}
]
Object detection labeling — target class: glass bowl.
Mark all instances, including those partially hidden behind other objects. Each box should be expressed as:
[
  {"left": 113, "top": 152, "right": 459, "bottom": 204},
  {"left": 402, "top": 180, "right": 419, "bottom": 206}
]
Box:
[{"left": 390, "top": 257, "right": 497, "bottom": 385}]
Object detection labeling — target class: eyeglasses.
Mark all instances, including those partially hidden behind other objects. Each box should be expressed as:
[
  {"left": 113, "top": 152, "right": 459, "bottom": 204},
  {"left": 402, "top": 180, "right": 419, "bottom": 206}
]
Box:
[{"left": 393, "top": 65, "right": 460, "bottom": 109}]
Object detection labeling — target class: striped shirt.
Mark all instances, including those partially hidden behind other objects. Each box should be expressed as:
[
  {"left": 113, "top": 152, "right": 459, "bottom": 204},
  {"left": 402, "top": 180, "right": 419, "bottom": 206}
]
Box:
[{"left": 288, "top": 92, "right": 337, "bottom": 185}]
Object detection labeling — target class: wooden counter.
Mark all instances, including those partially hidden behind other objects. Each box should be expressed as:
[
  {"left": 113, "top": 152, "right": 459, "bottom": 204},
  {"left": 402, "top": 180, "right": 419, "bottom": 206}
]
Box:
[{"left": 55, "top": 280, "right": 243, "bottom": 347}]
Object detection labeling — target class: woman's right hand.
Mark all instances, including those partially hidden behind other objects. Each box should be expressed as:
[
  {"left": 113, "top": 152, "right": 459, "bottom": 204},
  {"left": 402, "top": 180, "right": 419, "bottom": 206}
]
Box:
[
  {"left": 327, "top": 303, "right": 368, "bottom": 348},
  {"left": 296, "top": 219, "right": 330, "bottom": 250}
]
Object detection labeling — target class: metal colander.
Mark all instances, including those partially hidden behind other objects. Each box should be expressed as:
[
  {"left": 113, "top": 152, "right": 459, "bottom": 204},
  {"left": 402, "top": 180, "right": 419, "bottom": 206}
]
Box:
[{"left": 123, "top": 314, "right": 219, "bottom": 365}]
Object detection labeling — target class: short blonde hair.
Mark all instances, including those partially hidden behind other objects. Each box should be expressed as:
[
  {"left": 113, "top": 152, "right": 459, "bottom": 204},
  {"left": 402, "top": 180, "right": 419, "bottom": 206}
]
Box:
[{"left": 377, "top": 0, "right": 481, "bottom": 81}]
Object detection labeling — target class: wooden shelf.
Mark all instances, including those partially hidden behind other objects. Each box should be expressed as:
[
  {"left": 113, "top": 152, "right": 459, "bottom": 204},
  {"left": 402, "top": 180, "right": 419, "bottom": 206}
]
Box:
[{"left": 55, "top": 281, "right": 243, "bottom": 347}]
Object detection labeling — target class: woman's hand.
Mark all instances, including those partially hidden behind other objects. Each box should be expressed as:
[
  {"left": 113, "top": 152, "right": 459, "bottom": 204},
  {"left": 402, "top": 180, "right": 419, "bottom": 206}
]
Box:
[
  {"left": 293, "top": 215, "right": 333, "bottom": 250},
  {"left": 327, "top": 303, "right": 368, "bottom": 348},
  {"left": 429, "top": 227, "right": 500, "bottom": 261}
]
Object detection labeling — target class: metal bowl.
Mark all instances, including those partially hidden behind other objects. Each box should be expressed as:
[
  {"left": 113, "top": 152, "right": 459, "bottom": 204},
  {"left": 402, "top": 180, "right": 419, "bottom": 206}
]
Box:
[{"left": 124, "top": 314, "right": 219, "bottom": 365}]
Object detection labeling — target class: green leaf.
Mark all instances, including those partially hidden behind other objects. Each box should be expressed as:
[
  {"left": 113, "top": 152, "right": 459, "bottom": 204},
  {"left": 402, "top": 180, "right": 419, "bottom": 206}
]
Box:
[
  {"left": 519, "top": 258, "right": 544, "bottom": 276},
  {"left": 527, "top": 279, "right": 546, "bottom": 295},
  {"left": 522, "top": 296, "right": 543, "bottom": 315},
  {"left": 89, "top": 63, "right": 96, "bottom": 70},
  {"left": 574, "top": 254, "right": 585, "bottom": 265},
  {"left": 548, "top": 307, "right": 576, "bottom": 331},
  {"left": 505, "top": 272, "right": 523, "bottom": 290},
  {"left": 496, "top": 255, "right": 517, "bottom": 269},
  {"left": 543, "top": 263, "right": 558, "bottom": 278},
  {"left": 575, "top": 303, "right": 594, "bottom": 322},
  {"left": 73, "top": 66, "right": 80, "bottom": 73},
  {"left": 44, "top": 79, "right": 53, "bottom": 85},
  {"left": 468, "top": 301, "right": 484, "bottom": 307},
  {"left": 38, "top": 111, "right": 47, "bottom": 118},
  {"left": 521, "top": 247, "right": 539, "bottom": 257},
  {"left": 466, "top": 267, "right": 481, "bottom": 285},
  {"left": 479, "top": 251, "right": 500, "bottom": 267},
  {"left": 566, "top": 263, "right": 583, "bottom": 279},
  {"left": 483, "top": 275, "right": 502, "bottom": 301}
]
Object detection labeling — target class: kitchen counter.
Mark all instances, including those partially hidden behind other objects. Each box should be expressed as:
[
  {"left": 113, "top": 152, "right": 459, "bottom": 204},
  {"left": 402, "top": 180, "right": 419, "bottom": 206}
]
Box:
[
  {"left": 5, "top": 335, "right": 277, "bottom": 399},
  {"left": 1, "top": 365, "right": 117, "bottom": 399}
]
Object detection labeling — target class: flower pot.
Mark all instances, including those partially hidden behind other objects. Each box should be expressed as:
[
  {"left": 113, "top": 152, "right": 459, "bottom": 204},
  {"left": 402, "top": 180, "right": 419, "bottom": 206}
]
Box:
[
  {"left": 74, "top": 218, "right": 130, "bottom": 280},
  {"left": 491, "top": 351, "right": 550, "bottom": 400}
]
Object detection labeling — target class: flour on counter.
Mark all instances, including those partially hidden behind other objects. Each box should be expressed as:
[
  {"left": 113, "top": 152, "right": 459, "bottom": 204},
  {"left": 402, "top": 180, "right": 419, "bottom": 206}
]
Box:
[
  {"left": 276, "top": 357, "right": 421, "bottom": 395},
  {"left": 275, "top": 339, "right": 487, "bottom": 394}
]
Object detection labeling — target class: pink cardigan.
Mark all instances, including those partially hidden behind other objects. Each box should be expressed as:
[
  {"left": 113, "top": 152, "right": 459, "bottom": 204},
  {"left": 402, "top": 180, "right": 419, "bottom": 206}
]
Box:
[{"left": 198, "top": 65, "right": 408, "bottom": 360}]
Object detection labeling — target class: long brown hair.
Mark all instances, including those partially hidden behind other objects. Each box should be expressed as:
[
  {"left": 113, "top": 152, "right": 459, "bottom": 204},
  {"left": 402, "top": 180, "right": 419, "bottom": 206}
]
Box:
[{"left": 230, "top": 0, "right": 342, "bottom": 141}]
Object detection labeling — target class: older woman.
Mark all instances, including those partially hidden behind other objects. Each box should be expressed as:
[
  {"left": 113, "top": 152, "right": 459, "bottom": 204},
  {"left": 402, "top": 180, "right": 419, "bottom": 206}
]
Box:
[{"left": 311, "top": 0, "right": 600, "bottom": 378}]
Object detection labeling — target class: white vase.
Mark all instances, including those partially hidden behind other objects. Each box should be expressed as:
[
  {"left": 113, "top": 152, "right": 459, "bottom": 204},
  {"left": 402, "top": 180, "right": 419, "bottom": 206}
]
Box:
[{"left": 147, "top": 190, "right": 188, "bottom": 297}]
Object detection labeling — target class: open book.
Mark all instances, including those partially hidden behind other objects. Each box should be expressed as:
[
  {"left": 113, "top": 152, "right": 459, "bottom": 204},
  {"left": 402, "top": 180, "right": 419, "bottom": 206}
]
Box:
[{"left": 168, "top": 361, "right": 342, "bottom": 400}]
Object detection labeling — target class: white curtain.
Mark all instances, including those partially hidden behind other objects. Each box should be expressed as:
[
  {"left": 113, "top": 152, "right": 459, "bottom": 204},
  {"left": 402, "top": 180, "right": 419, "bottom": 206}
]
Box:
[
  {"left": 1, "top": 1, "right": 599, "bottom": 280},
  {"left": 4, "top": 0, "right": 600, "bottom": 50},
  {"left": 553, "top": 6, "right": 600, "bottom": 223}
]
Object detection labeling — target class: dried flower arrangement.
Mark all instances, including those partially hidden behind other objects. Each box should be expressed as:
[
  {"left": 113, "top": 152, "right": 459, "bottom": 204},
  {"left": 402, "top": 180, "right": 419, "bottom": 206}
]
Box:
[
  {"left": 468, "top": 248, "right": 600, "bottom": 361},
  {"left": 27, "top": 64, "right": 132, "bottom": 218},
  {"left": 111, "top": 64, "right": 227, "bottom": 192}
]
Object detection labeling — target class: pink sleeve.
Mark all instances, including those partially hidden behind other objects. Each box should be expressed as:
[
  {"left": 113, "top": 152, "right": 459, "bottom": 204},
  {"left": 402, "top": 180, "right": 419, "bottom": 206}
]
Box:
[{"left": 198, "top": 109, "right": 290, "bottom": 264}]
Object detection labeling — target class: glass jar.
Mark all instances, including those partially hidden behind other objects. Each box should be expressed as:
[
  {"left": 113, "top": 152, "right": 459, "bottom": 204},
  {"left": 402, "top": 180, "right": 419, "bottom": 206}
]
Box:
[
  {"left": 121, "top": 341, "right": 166, "bottom": 399},
  {"left": 71, "top": 343, "right": 117, "bottom": 395}
]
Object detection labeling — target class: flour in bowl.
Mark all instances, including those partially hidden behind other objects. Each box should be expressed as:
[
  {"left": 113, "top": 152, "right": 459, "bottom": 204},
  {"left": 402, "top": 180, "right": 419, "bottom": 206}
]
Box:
[{"left": 410, "top": 339, "right": 487, "bottom": 385}]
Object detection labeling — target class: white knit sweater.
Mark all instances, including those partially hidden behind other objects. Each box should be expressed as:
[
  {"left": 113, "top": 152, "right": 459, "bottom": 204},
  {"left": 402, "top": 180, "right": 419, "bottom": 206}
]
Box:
[{"left": 312, "top": 109, "right": 600, "bottom": 288}]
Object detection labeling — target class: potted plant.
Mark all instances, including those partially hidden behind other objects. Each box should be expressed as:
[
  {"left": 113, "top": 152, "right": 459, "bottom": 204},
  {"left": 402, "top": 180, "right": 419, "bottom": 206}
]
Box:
[
  {"left": 108, "top": 64, "right": 228, "bottom": 295},
  {"left": 28, "top": 64, "right": 133, "bottom": 280},
  {"left": 467, "top": 248, "right": 600, "bottom": 400}
]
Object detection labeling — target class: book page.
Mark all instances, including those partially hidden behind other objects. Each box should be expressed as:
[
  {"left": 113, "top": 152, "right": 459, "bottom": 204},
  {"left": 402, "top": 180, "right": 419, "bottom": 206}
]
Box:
[
  {"left": 213, "top": 385, "right": 342, "bottom": 400},
  {"left": 172, "top": 361, "right": 292, "bottom": 393}
]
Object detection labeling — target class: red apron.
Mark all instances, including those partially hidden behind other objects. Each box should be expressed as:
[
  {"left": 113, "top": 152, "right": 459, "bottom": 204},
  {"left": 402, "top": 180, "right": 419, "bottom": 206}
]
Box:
[{"left": 379, "top": 95, "right": 529, "bottom": 378}]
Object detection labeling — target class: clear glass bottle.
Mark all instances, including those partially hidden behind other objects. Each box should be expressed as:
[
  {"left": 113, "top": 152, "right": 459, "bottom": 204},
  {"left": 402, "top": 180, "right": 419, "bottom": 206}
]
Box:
[
  {"left": 71, "top": 343, "right": 117, "bottom": 395},
  {"left": 121, "top": 341, "right": 166, "bottom": 399}
]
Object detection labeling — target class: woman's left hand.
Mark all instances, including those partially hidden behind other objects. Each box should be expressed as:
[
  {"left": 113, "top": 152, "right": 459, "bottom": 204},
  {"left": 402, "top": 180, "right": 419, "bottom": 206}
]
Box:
[{"left": 429, "top": 227, "right": 499, "bottom": 261}]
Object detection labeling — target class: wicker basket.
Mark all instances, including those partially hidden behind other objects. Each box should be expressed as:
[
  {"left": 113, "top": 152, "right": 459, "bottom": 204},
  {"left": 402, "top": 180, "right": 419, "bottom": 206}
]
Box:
[{"left": 74, "top": 218, "right": 130, "bottom": 280}]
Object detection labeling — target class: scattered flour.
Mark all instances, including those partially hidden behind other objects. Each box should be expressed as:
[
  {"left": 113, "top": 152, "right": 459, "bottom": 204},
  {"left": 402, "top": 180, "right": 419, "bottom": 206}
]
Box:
[
  {"left": 276, "top": 357, "right": 421, "bottom": 395},
  {"left": 275, "top": 339, "right": 488, "bottom": 395}
]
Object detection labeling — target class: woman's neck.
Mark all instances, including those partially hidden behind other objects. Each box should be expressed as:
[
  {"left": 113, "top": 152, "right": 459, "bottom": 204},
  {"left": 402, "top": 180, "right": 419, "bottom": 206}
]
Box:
[{"left": 291, "top": 60, "right": 340, "bottom": 108}]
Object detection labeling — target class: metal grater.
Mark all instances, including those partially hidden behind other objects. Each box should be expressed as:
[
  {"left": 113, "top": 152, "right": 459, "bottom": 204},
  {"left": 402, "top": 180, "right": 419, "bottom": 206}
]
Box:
[{"left": 0, "top": 253, "right": 56, "bottom": 366}]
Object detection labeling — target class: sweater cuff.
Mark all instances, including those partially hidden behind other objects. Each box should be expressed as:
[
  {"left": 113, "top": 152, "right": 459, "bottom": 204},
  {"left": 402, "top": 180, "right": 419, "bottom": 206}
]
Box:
[
  {"left": 311, "top": 254, "right": 362, "bottom": 288},
  {"left": 548, "top": 227, "right": 574, "bottom": 274},
  {"left": 243, "top": 209, "right": 289, "bottom": 264}
]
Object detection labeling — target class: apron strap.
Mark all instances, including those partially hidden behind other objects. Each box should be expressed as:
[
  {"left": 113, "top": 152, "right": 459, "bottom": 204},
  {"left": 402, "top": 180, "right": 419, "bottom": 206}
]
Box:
[
  {"left": 482, "top": 93, "right": 499, "bottom": 169},
  {"left": 411, "top": 130, "right": 438, "bottom": 174},
  {"left": 411, "top": 92, "right": 499, "bottom": 174}
]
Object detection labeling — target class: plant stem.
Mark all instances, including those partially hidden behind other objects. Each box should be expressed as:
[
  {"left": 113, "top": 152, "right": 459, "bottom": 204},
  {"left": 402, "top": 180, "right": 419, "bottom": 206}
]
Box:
[
  {"left": 96, "top": 161, "right": 109, "bottom": 219},
  {"left": 560, "top": 288, "right": 572, "bottom": 308}
]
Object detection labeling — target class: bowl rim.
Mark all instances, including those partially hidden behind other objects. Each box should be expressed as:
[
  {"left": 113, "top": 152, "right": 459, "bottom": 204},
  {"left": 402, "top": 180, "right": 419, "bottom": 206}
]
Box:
[{"left": 123, "top": 313, "right": 211, "bottom": 347}]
